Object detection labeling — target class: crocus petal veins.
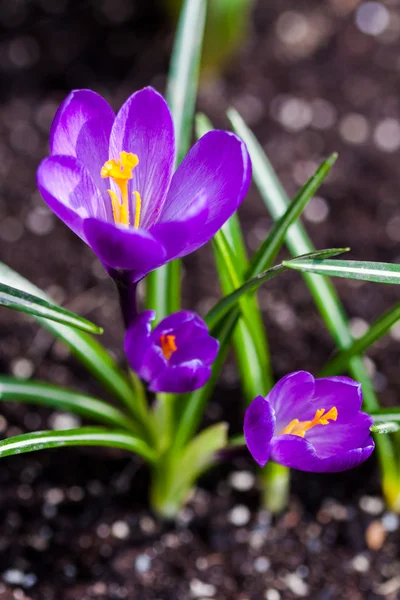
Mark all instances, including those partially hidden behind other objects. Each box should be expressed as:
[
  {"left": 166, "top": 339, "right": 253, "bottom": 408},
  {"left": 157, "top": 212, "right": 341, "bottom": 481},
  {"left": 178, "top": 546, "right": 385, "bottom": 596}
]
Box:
[
  {"left": 243, "top": 371, "right": 375, "bottom": 472},
  {"left": 100, "top": 151, "right": 141, "bottom": 228},
  {"left": 160, "top": 334, "right": 177, "bottom": 360},
  {"left": 280, "top": 406, "right": 338, "bottom": 438}
]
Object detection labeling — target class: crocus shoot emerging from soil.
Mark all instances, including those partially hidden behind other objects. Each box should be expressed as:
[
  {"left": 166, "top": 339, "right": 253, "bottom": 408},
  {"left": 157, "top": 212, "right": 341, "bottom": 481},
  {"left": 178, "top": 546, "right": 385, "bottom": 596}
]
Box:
[
  {"left": 36, "top": 87, "right": 251, "bottom": 284},
  {"left": 124, "top": 310, "right": 219, "bottom": 393},
  {"left": 244, "top": 371, "right": 375, "bottom": 472}
]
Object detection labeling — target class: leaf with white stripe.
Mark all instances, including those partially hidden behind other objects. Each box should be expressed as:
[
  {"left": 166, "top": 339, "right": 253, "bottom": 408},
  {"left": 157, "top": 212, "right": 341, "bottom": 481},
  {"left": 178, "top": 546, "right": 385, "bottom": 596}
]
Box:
[{"left": 284, "top": 259, "right": 400, "bottom": 284}]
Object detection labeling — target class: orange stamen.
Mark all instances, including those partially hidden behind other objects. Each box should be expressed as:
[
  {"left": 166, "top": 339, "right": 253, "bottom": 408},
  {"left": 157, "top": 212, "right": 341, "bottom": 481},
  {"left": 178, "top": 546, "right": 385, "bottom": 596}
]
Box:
[
  {"left": 100, "top": 152, "right": 141, "bottom": 228},
  {"left": 280, "top": 407, "right": 338, "bottom": 438},
  {"left": 160, "top": 334, "right": 178, "bottom": 360}
]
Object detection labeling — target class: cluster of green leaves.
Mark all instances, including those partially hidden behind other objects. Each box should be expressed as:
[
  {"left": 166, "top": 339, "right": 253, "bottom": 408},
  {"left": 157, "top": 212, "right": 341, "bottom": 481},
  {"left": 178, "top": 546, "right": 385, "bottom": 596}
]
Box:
[{"left": 1, "top": 0, "right": 400, "bottom": 517}]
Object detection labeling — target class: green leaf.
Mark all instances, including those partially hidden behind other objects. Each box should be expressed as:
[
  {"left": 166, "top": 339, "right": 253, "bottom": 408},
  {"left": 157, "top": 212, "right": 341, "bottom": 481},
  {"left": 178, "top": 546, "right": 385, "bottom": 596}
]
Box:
[
  {"left": 151, "top": 422, "right": 227, "bottom": 518},
  {"left": 248, "top": 153, "right": 338, "bottom": 277},
  {"left": 172, "top": 309, "right": 237, "bottom": 450},
  {"left": 0, "top": 378, "right": 136, "bottom": 432},
  {"left": 321, "top": 303, "right": 400, "bottom": 376},
  {"left": 370, "top": 409, "right": 400, "bottom": 423},
  {"left": 371, "top": 422, "right": 400, "bottom": 434},
  {"left": 0, "top": 428, "right": 156, "bottom": 463},
  {"left": 212, "top": 226, "right": 273, "bottom": 400},
  {"left": 146, "top": 0, "right": 207, "bottom": 318},
  {"left": 284, "top": 259, "right": 400, "bottom": 285},
  {"left": 0, "top": 263, "right": 141, "bottom": 422},
  {"left": 205, "top": 248, "right": 349, "bottom": 331},
  {"left": 0, "top": 282, "right": 103, "bottom": 334}
]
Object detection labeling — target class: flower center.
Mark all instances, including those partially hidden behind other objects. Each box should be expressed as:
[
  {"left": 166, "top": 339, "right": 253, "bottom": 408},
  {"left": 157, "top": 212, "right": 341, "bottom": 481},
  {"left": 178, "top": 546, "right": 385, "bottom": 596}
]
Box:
[
  {"left": 100, "top": 151, "right": 142, "bottom": 228},
  {"left": 160, "top": 334, "right": 178, "bottom": 360},
  {"left": 280, "top": 407, "right": 338, "bottom": 438}
]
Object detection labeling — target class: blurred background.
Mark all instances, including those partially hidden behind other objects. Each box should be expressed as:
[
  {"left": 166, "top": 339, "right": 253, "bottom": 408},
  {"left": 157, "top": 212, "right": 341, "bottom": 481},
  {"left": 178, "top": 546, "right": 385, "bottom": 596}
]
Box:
[{"left": 0, "top": 1, "right": 400, "bottom": 597}]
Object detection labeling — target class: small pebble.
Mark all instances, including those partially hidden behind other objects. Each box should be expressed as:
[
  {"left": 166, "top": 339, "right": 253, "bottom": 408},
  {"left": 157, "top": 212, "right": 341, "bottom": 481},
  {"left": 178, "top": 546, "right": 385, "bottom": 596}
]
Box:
[
  {"left": 359, "top": 495, "right": 385, "bottom": 515},
  {"left": 382, "top": 512, "right": 399, "bottom": 532},
  {"left": 190, "top": 579, "right": 216, "bottom": 598},
  {"left": 49, "top": 412, "right": 81, "bottom": 430},
  {"left": 10, "top": 358, "right": 34, "bottom": 380},
  {"left": 44, "top": 488, "right": 65, "bottom": 506},
  {"left": 283, "top": 573, "right": 309, "bottom": 597},
  {"left": 355, "top": 2, "right": 390, "bottom": 36},
  {"left": 374, "top": 118, "right": 400, "bottom": 152},
  {"left": 254, "top": 556, "right": 270, "bottom": 573},
  {"left": 352, "top": 554, "right": 370, "bottom": 572},
  {"left": 265, "top": 591, "right": 281, "bottom": 600},
  {"left": 228, "top": 505, "right": 251, "bottom": 526},
  {"left": 111, "top": 521, "right": 130, "bottom": 540},
  {"left": 365, "top": 520, "right": 386, "bottom": 550},
  {"left": 135, "top": 554, "right": 151, "bottom": 573},
  {"left": 229, "top": 471, "right": 255, "bottom": 491}
]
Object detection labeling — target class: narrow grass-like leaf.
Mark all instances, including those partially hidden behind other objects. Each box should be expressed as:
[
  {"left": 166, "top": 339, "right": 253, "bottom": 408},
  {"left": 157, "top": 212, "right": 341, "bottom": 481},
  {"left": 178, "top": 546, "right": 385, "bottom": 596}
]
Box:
[
  {"left": 0, "top": 262, "right": 142, "bottom": 422},
  {"left": 0, "top": 428, "right": 156, "bottom": 463},
  {"left": 146, "top": 0, "right": 207, "bottom": 318},
  {"left": 321, "top": 303, "right": 400, "bottom": 376},
  {"left": 284, "top": 259, "right": 400, "bottom": 285},
  {"left": 0, "top": 378, "right": 136, "bottom": 432},
  {"left": 249, "top": 154, "right": 338, "bottom": 277},
  {"left": 172, "top": 309, "right": 237, "bottom": 450},
  {"left": 205, "top": 248, "right": 349, "bottom": 331},
  {"left": 0, "top": 282, "right": 103, "bottom": 334},
  {"left": 371, "top": 409, "right": 400, "bottom": 423},
  {"left": 371, "top": 422, "right": 400, "bottom": 434}
]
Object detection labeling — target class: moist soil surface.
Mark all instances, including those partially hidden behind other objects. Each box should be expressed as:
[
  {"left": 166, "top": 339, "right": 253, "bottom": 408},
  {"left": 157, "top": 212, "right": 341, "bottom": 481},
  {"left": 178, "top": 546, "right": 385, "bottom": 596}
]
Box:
[{"left": 0, "top": 0, "right": 400, "bottom": 598}]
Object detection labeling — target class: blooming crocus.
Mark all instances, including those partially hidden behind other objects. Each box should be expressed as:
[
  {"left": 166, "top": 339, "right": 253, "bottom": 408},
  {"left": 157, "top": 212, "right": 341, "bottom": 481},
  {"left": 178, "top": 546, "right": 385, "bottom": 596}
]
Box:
[
  {"left": 124, "top": 310, "right": 219, "bottom": 393},
  {"left": 37, "top": 87, "right": 251, "bottom": 283},
  {"left": 244, "top": 371, "right": 374, "bottom": 472}
]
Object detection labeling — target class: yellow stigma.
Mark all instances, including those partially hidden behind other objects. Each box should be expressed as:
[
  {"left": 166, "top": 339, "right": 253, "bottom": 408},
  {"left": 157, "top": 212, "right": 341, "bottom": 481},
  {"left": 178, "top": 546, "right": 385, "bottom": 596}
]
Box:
[
  {"left": 160, "top": 334, "right": 178, "bottom": 360},
  {"left": 100, "top": 151, "right": 142, "bottom": 228},
  {"left": 280, "top": 407, "right": 338, "bottom": 438}
]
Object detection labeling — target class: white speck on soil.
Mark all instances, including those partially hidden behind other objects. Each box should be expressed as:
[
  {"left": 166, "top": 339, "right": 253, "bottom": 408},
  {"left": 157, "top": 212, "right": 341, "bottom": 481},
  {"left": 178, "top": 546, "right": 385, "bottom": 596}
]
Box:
[
  {"left": 228, "top": 505, "right": 251, "bottom": 526},
  {"left": 49, "top": 412, "right": 81, "bottom": 430},
  {"left": 352, "top": 554, "right": 370, "bottom": 573},
  {"left": 111, "top": 521, "right": 130, "bottom": 540},
  {"left": 44, "top": 488, "right": 65, "bottom": 506},
  {"left": 229, "top": 471, "right": 255, "bottom": 491},
  {"left": 265, "top": 590, "right": 281, "bottom": 600},
  {"left": 253, "top": 556, "right": 270, "bottom": 573},
  {"left": 190, "top": 579, "right": 216, "bottom": 598},
  {"left": 283, "top": 573, "right": 310, "bottom": 597},
  {"left": 135, "top": 554, "right": 151, "bottom": 573},
  {"left": 374, "top": 118, "right": 400, "bottom": 152},
  {"left": 359, "top": 495, "right": 385, "bottom": 515},
  {"left": 382, "top": 512, "right": 399, "bottom": 532}
]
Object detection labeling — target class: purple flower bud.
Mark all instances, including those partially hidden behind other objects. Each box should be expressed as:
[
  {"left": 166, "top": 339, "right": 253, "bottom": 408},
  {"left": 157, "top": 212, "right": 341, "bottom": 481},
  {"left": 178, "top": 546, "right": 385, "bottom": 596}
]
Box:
[
  {"left": 124, "top": 310, "right": 219, "bottom": 393},
  {"left": 244, "top": 371, "right": 375, "bottom": 472}
]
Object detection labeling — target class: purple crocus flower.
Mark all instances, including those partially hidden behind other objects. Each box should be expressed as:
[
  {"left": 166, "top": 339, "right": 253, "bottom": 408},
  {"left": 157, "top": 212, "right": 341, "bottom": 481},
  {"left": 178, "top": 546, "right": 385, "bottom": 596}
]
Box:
[
  {"left": 244, "top": 371, "right": 375, "bottom": 472},
  {"left": 37, "top": 87, "right": 251, "bottom": 283},
  {"left": 124, "top": 310, "right": 219, "bottom": 393}
]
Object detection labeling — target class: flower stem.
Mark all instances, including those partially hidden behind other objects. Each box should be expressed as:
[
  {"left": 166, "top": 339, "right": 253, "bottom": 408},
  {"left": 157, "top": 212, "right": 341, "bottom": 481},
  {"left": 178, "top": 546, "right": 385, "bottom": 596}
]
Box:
[
  {"left": 114, "top": 277, "right": 138, "bottom": 329},
  {"left": 261, "top": 461, "right": 290, "bottom": 513}
]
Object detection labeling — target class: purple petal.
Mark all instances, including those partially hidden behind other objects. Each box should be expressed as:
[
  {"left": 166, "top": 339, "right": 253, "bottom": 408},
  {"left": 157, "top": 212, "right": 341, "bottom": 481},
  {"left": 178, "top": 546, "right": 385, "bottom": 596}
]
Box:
[
  {"left": 149, "top": 360, "right": 211, "bottom": 393},
  {"left": 267, "top": 371, "right": 316, "bottom": 433},
  {"left": 37, "top": 155, "right": 105, "bottom": 241},
  {"left": 306, "top": 411, "right": 373, "bottom": 457},
  {"left": 124, "top": 310, "right": 155, "bottom": 372},
  {"left": 152, "top": 310, "right": 208, "bottom": 339},
  {"left": 271, "top": 435, "right": 375, "bottom": 473},
  {"left": 158, "top": 130, "right": 251, "bottom": 258},
  {"left": 170, "top": 335, "right": 219, "bottom": 367},
  {"left": 109, "top": 87, "right": 175, "bottom": 229},
  {"left": 244, "top": 395, "right": 275, "bottom": 467},
  {"left": 83, "top": 217, "right": 167, "bottom": 278},
  {"left": 150, "top": 195, "right": 209, "bottom": 261},
  {"left": 312, "top": 376, "right": 363, "bottom": 422},
  {"left": 50, "top": 89, "right": 115, "bottom": 200}
]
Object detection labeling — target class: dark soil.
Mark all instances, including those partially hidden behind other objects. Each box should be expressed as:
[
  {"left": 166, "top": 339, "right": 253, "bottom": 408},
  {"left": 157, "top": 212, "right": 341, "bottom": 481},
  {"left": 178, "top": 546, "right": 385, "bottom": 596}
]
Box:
[{"left": 0, "top": 0, "right": 400, "bottom": 598}]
